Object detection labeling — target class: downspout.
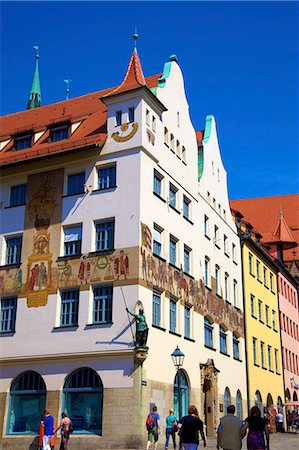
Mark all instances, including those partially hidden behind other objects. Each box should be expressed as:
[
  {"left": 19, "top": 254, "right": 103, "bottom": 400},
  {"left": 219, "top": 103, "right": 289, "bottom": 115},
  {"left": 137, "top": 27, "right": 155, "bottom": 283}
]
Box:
[{"left": 240, "top": 235, "right": 251, "bottom": 416}]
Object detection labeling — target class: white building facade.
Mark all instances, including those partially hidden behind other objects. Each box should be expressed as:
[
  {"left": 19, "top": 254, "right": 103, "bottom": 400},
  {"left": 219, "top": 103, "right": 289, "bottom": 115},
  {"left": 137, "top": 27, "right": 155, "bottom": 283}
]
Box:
[{"left": 0, "top": 50, "right": 247, "bottom": 449}]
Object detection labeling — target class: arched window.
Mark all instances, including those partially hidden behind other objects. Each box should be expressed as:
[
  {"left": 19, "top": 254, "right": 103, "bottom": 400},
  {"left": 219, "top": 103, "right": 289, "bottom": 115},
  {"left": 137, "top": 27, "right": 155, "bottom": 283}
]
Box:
[
  {"left": 63, "top": 367, "right": 103, "bottom": 435},
  {"left": 8, "top": 371, "right": 46, "bottom": 434},
  {"left": 293, "top": 391, "right": 298, "bottom": 401},
  {"left": 174, "top": 370, "right": 189, "bottom": 420},
  {"left": 254, "top": 390, "right": 263, "bottom": 414},
  {"left": 224, "top": 387, "right": 231, "bottom": 413},
  {"left": 236, "top": 390, "right": 243, "bottom": 420},
  {"left": 266, "top": 393, "right": 273, "bottom": 407},
  {"left": 285, "top": 388, "right": 291, "bottom": 401},
  {"left": 277, "top": 396, "right": 283, "bottom": 412},
  {"left": 204, "top": 317, "right": 213, "bottom": 349}
]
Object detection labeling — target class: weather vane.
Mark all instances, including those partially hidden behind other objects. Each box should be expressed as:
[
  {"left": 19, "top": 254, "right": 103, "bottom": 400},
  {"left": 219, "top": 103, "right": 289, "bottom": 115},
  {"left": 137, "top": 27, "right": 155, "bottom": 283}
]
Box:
[
  {"left": 64, "top": 78, "right": 72, "bottom": 100},
  {"left": 133, "top": 26, "right": 139, "bottom": 50}
]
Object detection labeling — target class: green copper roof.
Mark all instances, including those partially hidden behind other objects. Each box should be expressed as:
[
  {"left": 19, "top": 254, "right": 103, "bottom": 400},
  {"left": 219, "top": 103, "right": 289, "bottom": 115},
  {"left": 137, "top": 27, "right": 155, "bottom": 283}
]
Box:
[
  {"left": 157, "top": 54, "right": 178, "bottom": 89},
  {"left": 27, "top": 46, "right": 42, "bottom": 109},
  {"left": 202, "top": 115, "right": 213, "bottom": 143},
  {"left": 198, "top": 145, "right": 204, "bottom": 179}
]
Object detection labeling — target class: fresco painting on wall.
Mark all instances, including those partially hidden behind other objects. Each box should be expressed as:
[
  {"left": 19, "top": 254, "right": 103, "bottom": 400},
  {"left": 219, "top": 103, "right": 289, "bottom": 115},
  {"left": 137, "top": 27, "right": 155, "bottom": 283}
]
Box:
[{"left": 139, "top": 222, "right": 244, "bottom": 336}]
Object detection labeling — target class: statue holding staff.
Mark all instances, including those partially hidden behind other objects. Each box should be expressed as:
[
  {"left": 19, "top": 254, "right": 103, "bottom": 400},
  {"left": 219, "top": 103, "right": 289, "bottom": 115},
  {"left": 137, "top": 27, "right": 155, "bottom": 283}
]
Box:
[{"left": 126, "top": 307, "right": 149, "bottom": 348}]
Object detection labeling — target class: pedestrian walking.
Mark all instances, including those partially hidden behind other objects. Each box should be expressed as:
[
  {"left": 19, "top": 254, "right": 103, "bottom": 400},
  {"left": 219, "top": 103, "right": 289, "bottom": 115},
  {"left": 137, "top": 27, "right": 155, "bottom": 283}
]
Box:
[
  {"left": 275, "top": 410, "right": 283, "bottom": 433},
  {"left": 146, "top": 405, "right": 161, "bottom": 450},
  {"left": 241, "top": 406, "right": 270, "bottom": 450},
  {"left": 216, "top": 404, "right": 244, "bottom": 450},
  {"left": 165, "top": 408, "right": 178, "bottom": 449},
  {"left": 41, "top": 410, "right": 54, "bottom": 450},
  {"left": 178, "top": 404, "right": 206, "bottom": 450},
  {"left": 55, "top": 412, "right": 72, "bottom": 449}
]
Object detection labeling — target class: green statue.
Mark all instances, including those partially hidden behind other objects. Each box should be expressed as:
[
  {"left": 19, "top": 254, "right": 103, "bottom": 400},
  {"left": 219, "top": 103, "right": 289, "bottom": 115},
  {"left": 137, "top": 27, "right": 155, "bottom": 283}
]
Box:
[{"left": 126, "top": 307, "right": 149, "bottom": 348}]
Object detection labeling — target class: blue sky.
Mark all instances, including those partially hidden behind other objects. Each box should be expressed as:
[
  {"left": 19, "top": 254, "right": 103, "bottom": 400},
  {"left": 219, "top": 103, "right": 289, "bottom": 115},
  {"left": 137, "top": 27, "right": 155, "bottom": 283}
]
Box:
[{"left": 1, "top": 1, "right": 298, "bottom": 199}]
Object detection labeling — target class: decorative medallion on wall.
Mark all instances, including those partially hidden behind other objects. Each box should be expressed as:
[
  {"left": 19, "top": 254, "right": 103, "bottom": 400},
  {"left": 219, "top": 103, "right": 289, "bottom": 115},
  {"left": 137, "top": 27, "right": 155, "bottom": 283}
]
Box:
[{"left": 111, "top": 122, "right": 138, "bottom": 142}]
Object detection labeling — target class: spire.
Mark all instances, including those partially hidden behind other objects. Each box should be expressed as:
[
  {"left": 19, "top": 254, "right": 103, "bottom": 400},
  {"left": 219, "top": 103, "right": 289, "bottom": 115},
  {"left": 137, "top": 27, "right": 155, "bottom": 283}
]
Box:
[
  {"left": 271, "top": 211, "right": 297, "bottom": 250},
  {"left": 104, "top": 30, "right": 146, "bottom": 97},
  {"left": 64, "top": 78, "right": 72, "bottom": 100},
  {"left": 27, "top": 45, "right": 42, "bottom": 110}
]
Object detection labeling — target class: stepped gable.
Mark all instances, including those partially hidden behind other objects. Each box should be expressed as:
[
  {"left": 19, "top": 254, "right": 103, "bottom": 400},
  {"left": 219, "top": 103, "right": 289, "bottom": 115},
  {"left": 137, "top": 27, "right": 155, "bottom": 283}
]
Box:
[{"left": 0, "top": 74, "right": 160, "bottom": 167}]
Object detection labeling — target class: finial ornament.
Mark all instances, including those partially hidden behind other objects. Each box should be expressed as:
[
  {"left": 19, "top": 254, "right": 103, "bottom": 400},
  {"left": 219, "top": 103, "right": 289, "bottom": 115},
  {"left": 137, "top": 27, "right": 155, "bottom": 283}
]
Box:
[
  {"left": 33, "top": 45, "right": 40, "bottom": 59},
  {"left": 64, "top": 78, "right": 72, "bottom": 100},
  {"left": 133, "top": 27, "right": 139, "bottom": 50}
]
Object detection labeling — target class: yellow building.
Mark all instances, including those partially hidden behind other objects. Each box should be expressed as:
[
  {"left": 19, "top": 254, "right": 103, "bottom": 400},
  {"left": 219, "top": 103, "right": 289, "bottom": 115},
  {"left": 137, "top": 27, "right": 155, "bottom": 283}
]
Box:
[{"left": 232, "top": 212, "right": 285, "bottom": 429}]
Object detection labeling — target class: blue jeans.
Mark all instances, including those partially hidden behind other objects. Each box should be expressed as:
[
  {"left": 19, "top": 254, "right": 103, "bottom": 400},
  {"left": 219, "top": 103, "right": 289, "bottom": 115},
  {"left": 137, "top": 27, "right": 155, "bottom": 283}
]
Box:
[
  {"left": 165, "top": 428, "right": 176, "bottom": 449},
  {"left": 182, "top": 444, "right": 198, "bottom": 450}
]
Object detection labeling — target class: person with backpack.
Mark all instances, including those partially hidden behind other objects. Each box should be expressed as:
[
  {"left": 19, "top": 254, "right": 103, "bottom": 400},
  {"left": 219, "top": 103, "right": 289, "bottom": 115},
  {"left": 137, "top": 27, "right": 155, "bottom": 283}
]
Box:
[
  {"left": 146, "top": 405, "right": 161, "bottom": 450},
  {"left": 165, "top": 408, "right": 178, "bottom": 449}
]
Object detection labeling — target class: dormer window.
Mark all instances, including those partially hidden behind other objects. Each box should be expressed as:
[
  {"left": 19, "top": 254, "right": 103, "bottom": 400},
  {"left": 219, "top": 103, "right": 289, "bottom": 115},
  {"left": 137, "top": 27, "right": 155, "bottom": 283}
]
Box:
[
  {"left": 14, "top": 134, "right": 32, "bottom": 151},
  {"left": 51, "top": 124, "right": 69, "bottom": 142},
  {"left": 115, "top": 110, "right": 122, "bottom": 127},
  {"left": 128, "top": 107, "right": 135, "bottom": 123}
]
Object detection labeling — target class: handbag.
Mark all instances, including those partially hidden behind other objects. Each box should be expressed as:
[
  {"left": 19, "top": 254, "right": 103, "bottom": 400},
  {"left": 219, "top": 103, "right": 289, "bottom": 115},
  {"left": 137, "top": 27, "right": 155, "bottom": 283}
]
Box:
[{"left": 172, "top": 421, "right": 178, "bottom": 433}]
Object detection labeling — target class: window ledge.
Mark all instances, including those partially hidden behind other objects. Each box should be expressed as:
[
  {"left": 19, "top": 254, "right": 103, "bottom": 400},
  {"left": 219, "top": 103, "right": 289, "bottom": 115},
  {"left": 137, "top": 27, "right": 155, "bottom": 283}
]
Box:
[
  {"left": 224, "top": 252, "right": 230, "bottom": 258},
  {"left": 85, "top": 322, "right": 113, "bottom": 329},
  {"left": 183, "top": 216, "right": 193, "bottom": 225},
  {"left": 220, "top": 351, "right": 230, "bottom": 357},
  {"left": 254, "top": 363, "right": 260, "bottom": 367},
  {"left": 169, "top": 262, "right": 181, "bottom": 271},
  {"left": 216, "top": 293, "right": 222, "bottom": 299},
  {"left": 0, "top": 331, "right": 15, "bottom": 336},
  {"left": 271, "top": 290, "right": 276, "bottom": 295},
  {"left": 215, "top": 244, "right": 221, "bottom": 250},
  {"left": 88, "top": 249, "right": 114, "bottom": 257},
  {"left": 169, "top": 330, "right": 182, "bottom": 337},
  {"left": 184, "top": 336, "right": 195, "bottom": 343},
  {"left": 266, "top": 324, "right": 271, "bottom": 328},
  {"left": 259, "top": 320, "right": 265, "bottom": 324},
  {"left": 169, "top": 204, "right": 181, "bottom": 215},
  {"left": 273, "top": 328, "right": 278, "bottom": 333},
  {"left": 5, "top": 204, "right": 26, "bottom": 209},
  {"left": 205, "top": 285, "right": 212, "bottom": 292},
  {"left": 183, "top": 271, "right": 194, "bottom": 279},
  {"left": 91, "top": 186, "right": 117, "bottom": 194},
  {"left": 233, "top": 357, "right": 242, "bottom": 362},
  {"left": 0, "top": 263, "right": 21, "bottom": 270},
  {"left": 153, "top": 192, "right": 166, "bottom": 203},
  {"left": 250, "top": 272, "right": 255, "bottom": 278},
  {"left": 52, "top": 325, "right": 79, "bottom": 331},
  {"left": 269, "top": 369, "right": 274, "bottom": 373},
  {"left": 265, "top": 285, "right": 269, "bottom": 290},
  {"left": 204, "top": 234, "right": 211, "bottom": 240},
  {"left": 226, "top": 300, "right": 232, "bottom": 305},
  {"left": 233, "top": 260, "right": 238, "bottom": 265},
  {"left": 182, "top": 160, "right": 187, "bottom": 166},
  {"left": 57, "top": 254, "right": 82, "bottom": 262},
  {"left": 152, "top": 324, "right": 167, "bottom": 332},
  {"left": 252, "top": 315, "right": 258, "bottom": 320},
  {"left": 153, "top": 253, "right": 167, "bottom": 263},
  {"left": 62, "top": 192, "right": 84, "bottom": 198},
  {"left": 204, "top": 345, "right": 216, "bottom": 351},
  {"left": 257, "top": 279, "right": 263, "bottom": 284}
]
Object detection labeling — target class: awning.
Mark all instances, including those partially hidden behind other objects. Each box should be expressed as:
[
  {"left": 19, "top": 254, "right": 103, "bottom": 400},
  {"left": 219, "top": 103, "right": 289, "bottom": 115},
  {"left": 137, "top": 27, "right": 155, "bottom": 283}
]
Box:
[{"left": 283, "top": 401, "right": 299, "bottom": 407}]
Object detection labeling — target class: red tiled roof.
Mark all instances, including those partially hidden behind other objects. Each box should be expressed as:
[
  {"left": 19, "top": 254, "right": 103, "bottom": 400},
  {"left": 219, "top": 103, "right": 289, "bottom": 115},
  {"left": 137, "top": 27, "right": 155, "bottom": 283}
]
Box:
[
  {"left": 230, "top": 194, "right": 299, "bottom": 261},
  {"left": 104, "top": 49, "right": 146, "bottom": 96},
  {"left": 0, "top": 73, "right": 161, "bottom": 167}
]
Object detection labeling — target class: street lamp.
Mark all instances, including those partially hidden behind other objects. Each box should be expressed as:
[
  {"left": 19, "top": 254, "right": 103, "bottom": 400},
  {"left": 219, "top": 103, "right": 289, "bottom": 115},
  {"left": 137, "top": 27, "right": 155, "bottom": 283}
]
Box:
[{"left": 171, "top": 345, "right": 185, "bottom": 421}]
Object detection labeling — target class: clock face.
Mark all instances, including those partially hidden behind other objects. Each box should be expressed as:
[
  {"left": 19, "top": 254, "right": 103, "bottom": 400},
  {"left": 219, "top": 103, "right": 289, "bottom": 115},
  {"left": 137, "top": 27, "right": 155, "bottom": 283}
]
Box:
[{"left": 112, "top": 122, "right": 138, "bottom": 142}]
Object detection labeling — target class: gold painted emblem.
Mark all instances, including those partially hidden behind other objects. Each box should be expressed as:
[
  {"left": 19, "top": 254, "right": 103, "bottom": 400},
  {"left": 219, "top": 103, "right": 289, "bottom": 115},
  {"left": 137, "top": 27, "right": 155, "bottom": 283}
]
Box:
[{"left": 111, "top": 123, "right": 138, "bottom": 142}]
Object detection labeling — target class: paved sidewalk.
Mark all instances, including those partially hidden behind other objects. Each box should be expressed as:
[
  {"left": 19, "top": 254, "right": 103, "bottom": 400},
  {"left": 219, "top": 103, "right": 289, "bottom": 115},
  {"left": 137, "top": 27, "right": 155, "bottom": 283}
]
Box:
[{"left": 146, "top": 432, "right": 299, "bottom": 449}]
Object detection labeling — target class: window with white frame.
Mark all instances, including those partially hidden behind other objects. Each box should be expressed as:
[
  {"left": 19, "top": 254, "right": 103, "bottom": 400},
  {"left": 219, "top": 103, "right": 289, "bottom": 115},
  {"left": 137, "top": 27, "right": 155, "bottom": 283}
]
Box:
[
  {"left": 233, "top": 333, "right": 240, "bottom": 360},
  {"left": 219, "top": 325, "right": 228, "bottom": 354},
  {"left": 67, "top": 172, "right": 85, "bottom": 195},
  {"left": 95, "top": 220, "right": 114, "bottom": 251},
  {"left": 115, "top": 110, "right": 122, "bottom": 126},
  {"left": 224, "top": 235, "right": 228, "bottom": 255},
  {"left": 169, "top": 235, "right": 178, "bottom": 266},
  {"left": 14, "top": 133, "right": 32, "bottom": 150},
  {"left": 169, "top": 297, "right": 177, "bottom": 333},
  {"left": 152, "top": 116, "right": 156, "bottom": 132},
  {"left": 5, "top": 235, "right": 22, "bottom": 265},
  {"left": 182, "top": 146, "right": 186, "bottom": 163},
  {"left": 184, "top": 246, "right": 191, "bottom": 274},
  {"left": 0, "top": 297, "right": 17, "bottom": 333},
  {"left": 153, "top": 225, "right": 162, "bottom": 257},
  {"left": 64, "top": 225, "right": 82, "bottom": 256},
  {"left": 214, "top": 225, "right": 220, "bottom": 247},
  {"left": 97, "top": 164, "right": 116, "bottom": 190},
  {"left": 93, "top": 285, "right": 113, "bottom": 324},
  {"left": 51, "top": 124, "right": 69, "bottom": 142},
  {"left": 258, "top": 300, "right": 263, "bottom": 322},
  {"left": 170, "top": 134, "right": 174, "bottom": 152},
  {"left": 263, "top": 266, "right": 267, "bottom": 286},
  {"left": 60, "top": 289, "right": 79, "bottom": 327},
  {"left": 153, "top": 170, "right": 163, "bottom": 197},
  {"left": 164, "top": 127, "right": 169, "bottom": 146},
  {"left": 204, "top": 256, "right": 210, "bottom": 287},
  {"left": 272, "top": 310, "right": 276, "bottom": 330},
  {"left": 204, "top": 317, "right": 213, "bottom": 348},
  {"left": 270, "top": 273, "right": 274, "bottom": 292},
  {"left": 274, "top": 349, "right": 279, "bottom": 373},
  {"left": 253, "top": 338, "right": 257, "bottom": 365},
  {"left": 233, "top": 280, "right": 238, "bottom": 306},
  {"left": 128, "top": 107, "right": 135, "bottom": 123},
  {"left": 260, "top": 341, "right": 265, "bottom": 368},
  {"left": 232, "top": 243, "right": 237, "bottom": 263},
  {"left": 10, "top": 184, "right": 27, "bottom": 207},
  {"left": 268, "top": 345, "right": 272, "bottom": 370},
  {"left": 169, "top": 184, "right": 178, "bottom": 209},
  {"left": 215, "top": 265, "right": 220, "bottom": 295},
  {"left": 176, "top": 140, "right": 180, "bottom": 157},
  {"left": 204, "top": 215, "right": 210, "bottom": 238},
  {"left": 224, "top": 272, "right": 229, "bottom": 301},
  {"left": 184, "top": 305, "right": 191, "bottom": 338},
  {"left": 265, "top": 305, "right": 269, "bottom": 326},
  {"left": 146, "top": 109, "right": 150, "bottom": 126},
  {"left": 250, "top": 294, "right": 255, "bottom": 317},
  {"left": 249, "top": 253, "right": 254, "bottom": 275},
  {"left": 152, "top": 290, "right": 161, "bottom": 327},
  {"left": 183, "top": 196, "right": 190, "bottom": 220}
]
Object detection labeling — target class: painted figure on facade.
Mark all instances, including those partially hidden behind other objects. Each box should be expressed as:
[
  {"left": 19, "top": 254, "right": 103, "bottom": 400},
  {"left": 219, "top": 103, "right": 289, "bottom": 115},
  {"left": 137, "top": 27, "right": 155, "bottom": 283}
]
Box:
[
  {"left": 114, "top": 250, "right": 129, "bottom": 280},
  {"left": 126, "top": 307, "right": 149, "bottom": 348}
]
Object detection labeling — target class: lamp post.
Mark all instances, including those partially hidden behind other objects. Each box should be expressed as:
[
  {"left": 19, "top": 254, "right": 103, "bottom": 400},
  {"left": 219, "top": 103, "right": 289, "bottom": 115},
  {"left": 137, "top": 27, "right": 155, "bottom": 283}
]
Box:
[{"left": 171, "top": 345, "right": 185, "bottom": 421}]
